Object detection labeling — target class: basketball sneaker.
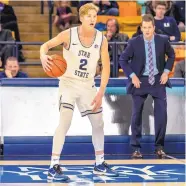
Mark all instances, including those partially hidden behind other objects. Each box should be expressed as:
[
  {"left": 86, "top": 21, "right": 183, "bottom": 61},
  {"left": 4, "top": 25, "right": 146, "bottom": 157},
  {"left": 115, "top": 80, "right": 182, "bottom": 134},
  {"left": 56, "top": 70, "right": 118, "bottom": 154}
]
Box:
[
  {"left": 47, "top": 164, "right": 69, "bottom": 181},
  {"left": 93, "top": 161, "right": 119, "bottom": 177}
]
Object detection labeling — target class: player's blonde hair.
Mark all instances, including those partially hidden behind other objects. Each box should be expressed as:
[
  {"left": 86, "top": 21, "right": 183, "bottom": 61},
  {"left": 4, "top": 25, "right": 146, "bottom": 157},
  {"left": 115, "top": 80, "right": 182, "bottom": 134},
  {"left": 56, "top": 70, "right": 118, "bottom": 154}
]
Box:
[{"left": 79, "top": 3, "right": 99, "bottom": 17}]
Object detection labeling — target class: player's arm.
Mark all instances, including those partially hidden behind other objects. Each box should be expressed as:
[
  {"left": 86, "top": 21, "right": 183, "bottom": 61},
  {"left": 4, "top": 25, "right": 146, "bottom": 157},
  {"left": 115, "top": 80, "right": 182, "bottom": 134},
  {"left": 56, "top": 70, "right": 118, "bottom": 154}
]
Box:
[
  {"left": 40, "top": 29, "right": 70, "bottom": 72},
  {"left": 99, "top": 36, "right": 110, "bottom": 94},
  {"left": 91, "top": 36, "right": 110, "bottom": 112}
]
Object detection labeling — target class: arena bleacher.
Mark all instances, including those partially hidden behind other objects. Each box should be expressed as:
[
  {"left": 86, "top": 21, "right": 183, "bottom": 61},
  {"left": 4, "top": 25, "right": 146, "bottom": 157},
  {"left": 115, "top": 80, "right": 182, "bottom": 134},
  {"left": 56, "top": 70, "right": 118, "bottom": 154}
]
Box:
[{"left": 0, "top": 0, "right": 185, "bottom": 78}]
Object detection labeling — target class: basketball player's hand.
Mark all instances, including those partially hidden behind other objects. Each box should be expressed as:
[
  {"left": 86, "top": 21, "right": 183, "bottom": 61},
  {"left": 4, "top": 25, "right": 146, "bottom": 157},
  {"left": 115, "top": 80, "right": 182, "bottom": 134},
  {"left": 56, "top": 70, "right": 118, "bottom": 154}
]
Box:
[
  {"left": 40, "top": 54, "right": 53, "bottom": 72},
  {"left": 91, "top": 90, "right": 104, "bottom": 112},
  {"left": 5, "top": 69, "right": 13, "bottom": 78},
  {"left": 160, "top": 72, "right": 168, "bottom": 84},
  {"left": 132, "top": 75, "right": 141, "bottom": 88}
]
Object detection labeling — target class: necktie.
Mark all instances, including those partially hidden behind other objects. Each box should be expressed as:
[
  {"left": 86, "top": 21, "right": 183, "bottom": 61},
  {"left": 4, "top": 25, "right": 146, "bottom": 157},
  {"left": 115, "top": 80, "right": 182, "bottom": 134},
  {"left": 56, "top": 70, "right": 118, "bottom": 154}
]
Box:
[{"left": 148, "top": 41, "right": 155, "bottom": 85}]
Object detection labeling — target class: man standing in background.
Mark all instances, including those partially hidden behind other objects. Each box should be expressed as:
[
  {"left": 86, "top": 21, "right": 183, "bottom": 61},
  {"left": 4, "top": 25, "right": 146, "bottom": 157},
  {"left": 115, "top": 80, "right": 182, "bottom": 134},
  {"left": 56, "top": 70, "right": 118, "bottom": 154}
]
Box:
[{"left": 119, "top": 14, "right": 175, "bottom": 159}]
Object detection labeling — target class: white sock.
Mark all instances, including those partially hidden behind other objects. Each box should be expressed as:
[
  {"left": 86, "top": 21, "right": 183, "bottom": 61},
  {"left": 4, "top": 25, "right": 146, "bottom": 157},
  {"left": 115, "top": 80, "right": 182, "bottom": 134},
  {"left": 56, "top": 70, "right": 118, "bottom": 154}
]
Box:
[
  {"left": 50, "top": 156, "right": 60, "bottom": 168},
  {"left": 96, "top": 154, "right": 104, "bottom": 166}
]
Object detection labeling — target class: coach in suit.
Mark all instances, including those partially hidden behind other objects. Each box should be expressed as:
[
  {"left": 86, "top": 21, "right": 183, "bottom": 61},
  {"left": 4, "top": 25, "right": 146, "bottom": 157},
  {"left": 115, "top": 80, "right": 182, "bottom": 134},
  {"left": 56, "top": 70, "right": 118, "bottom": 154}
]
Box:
[{"left": 119, "top": 14, "right": 175, "bottom": 159}]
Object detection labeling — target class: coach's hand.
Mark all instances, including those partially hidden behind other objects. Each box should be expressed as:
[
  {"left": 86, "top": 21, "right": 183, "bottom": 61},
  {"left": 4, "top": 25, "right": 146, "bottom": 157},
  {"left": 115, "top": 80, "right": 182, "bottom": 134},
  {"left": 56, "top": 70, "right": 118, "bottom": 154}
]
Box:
[
  {"left": 132, "top": 75, "right": 141, "bottom": 88},
  {"left": 91, "top": 90, "right": 104, "bottom": 112},
  {"left": 160, "top": 72, "right": 169, "bottom": 84},
  {"left": 170, "top": 36, "right": 175, "bottom": 41},
  {"left": 40, "top": 54, "right": 53, "bottom": 72}
]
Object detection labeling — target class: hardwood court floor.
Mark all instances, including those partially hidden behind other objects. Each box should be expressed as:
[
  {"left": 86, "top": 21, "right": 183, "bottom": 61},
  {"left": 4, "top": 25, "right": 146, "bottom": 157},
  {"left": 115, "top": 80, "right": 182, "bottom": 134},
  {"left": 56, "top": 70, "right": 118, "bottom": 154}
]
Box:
[{"left": 0, "top": 160, "right": 185, "bottom": 186}]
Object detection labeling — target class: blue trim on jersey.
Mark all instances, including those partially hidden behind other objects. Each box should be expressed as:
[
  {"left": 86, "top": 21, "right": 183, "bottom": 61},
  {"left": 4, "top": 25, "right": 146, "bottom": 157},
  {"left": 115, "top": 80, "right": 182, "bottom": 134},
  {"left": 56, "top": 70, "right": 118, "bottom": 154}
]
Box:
[
  {"left": 59, "top": 103, "right": 74, "bottom": 111},
  {"left": 62, "top": 106, "right": 74, "bottom": 111},
  {"left": 99, "top": 32, "right": 104, "bottom": 59},
  {"left": 77, "top": 26, "right": 97, "bottom": 48},
  {"left": 59, "top": 103, "right": 62, "bottom": 111},
  {"left": 61, "top": 102, "right": 74, "bottom": 108},
  {"left": 81, "top": 110, "right": 93, "bottom": 114},
  {"left": 59, "top": 95, "right": 62, "bottom": 111},
  {"left": 81, "top": 107, "right": 103, "bottom": 114},
  {"left": 82, "top": 110, "right": 102, "bottom": 117},
  {"left": 67, "top": 28, "right": 71, "bottom": 51}
]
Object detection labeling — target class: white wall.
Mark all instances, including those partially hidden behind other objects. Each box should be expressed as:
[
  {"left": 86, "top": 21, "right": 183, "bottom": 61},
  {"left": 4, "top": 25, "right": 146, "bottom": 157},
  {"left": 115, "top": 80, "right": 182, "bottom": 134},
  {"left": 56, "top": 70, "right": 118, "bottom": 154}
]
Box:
[
  {"left": 1, "top": 87, "right": 120, "bottom": 136},
  {"left": 0, "top": 86, "right": 185, "bottom": 137}
]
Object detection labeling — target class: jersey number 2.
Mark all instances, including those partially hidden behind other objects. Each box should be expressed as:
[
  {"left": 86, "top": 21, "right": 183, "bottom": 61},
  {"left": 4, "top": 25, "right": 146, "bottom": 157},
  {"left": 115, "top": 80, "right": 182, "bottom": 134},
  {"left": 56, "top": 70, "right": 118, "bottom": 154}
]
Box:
[{"left": 79, "top": 59, "right": 87, "bottom": 71}]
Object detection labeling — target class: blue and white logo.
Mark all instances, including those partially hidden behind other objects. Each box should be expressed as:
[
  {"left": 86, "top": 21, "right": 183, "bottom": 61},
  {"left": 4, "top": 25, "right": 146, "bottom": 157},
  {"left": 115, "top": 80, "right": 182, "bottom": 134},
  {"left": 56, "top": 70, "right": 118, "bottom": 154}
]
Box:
[{"left": 0, "top": 164, "right": 185, "bottom": 183}]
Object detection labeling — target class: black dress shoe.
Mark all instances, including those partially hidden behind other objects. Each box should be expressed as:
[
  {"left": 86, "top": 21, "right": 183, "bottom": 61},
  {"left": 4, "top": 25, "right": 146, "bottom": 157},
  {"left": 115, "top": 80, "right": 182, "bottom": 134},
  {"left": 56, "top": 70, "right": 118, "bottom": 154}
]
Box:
[
  {"left": 131, "top": 150, "right": 143, "bottom": 159},
  {"left": 155, "top": 149, "right": 166, "bottom": 159}
]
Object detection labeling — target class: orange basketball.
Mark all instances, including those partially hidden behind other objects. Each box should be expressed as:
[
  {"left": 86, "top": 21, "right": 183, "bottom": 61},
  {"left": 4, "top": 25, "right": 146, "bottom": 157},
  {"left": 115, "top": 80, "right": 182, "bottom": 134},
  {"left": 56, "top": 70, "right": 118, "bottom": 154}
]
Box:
[{"left": 46, "top": 54, "right": 67, "bottom": 78}]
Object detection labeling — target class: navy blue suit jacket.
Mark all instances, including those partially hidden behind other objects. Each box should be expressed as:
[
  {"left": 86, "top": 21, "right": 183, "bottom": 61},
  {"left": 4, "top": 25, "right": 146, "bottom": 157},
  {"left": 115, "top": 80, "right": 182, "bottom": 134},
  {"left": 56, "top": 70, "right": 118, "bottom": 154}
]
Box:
[{"left": 119, "top": 34, "right": 175, "bottom": 94}]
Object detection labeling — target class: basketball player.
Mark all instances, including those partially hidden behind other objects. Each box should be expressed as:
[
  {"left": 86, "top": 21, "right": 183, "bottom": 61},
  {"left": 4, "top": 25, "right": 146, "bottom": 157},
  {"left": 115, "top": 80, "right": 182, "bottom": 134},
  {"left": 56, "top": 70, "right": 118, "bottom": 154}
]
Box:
[{"left": 40, "top": 3, "right": 119, "bottom": 181}]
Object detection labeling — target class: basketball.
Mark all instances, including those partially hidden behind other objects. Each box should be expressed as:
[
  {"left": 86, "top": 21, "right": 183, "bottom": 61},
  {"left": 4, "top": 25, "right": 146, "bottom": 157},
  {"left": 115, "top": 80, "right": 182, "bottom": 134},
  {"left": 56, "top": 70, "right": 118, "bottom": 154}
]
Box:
[{"left": 45, "top": 54, "right": 67, "bottom": 78}]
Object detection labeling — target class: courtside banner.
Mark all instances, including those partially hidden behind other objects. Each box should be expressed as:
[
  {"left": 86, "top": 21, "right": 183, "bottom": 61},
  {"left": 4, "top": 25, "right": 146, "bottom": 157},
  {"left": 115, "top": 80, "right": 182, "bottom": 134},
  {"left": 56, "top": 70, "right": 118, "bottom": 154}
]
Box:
[{"left": 0, "top": 78, "right": 185, "bottom": 136}]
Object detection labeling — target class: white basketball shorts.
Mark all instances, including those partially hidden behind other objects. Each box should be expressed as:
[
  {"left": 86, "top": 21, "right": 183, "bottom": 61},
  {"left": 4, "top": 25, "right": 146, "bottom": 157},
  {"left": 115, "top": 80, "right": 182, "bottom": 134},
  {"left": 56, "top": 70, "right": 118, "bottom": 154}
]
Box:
[{"left": 58, "top": 77, "right": 102, "bottom": 116}]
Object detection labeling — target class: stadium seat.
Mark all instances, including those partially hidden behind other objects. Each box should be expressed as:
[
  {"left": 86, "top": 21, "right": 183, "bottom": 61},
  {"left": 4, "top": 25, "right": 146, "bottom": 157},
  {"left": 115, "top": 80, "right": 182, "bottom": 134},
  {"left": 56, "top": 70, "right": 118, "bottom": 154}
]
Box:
[
  {"left": 97, "top": 16, "right": 141, "bottom": 32},
  {"left": 119, "top": 16, "right": 142, "bottom": 31},
  {"left": 97, "top": 16, "right": 116, "bottom": 24},
  {"left": 174, "top": 47, "right": 185, "bottom": 60},
  {"left": 1, "top": 0, "right": 9, "bottom": 4},
  {"left": 118, "top": 2, "right": 138, "bottom": 16},
  {"left": 181, "top": 32, "right": 185, "bottom": 41}
]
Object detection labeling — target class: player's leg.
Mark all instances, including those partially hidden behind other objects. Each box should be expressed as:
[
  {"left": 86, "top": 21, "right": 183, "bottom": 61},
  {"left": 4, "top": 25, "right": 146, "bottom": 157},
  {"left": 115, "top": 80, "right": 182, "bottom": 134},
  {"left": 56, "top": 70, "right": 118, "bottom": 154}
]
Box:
[
  {"left": 48, "top": 107, "right": 73, "bottom": 181},
  {"left": 151, "top": 84, "right": 167, "bottom": 158},
  {"left": 89, "top": 111, "right": 104, "bottom": 163},
  {"left": 48, "top": 84, "right": 76, "bottom": 181},
  {"left": 88, "top": 113, "right": 118, "bottom": 177},
  {"left": 78, "top": 87, "right": 119, "bottom": 177}
]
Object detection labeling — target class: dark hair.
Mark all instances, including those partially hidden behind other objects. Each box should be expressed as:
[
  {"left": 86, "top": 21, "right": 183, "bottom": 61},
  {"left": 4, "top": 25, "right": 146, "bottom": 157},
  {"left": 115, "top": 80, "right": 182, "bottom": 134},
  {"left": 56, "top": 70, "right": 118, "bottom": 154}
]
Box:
[
  {"left": 142, "top": 14, "right": 155, "bottom": 26},
  {"left": 106, "top": 18, "right": 119, "bottom": 34},
  {"left": 155, "top": 1, "right": 167, "bottom": 9},
  {"left": 5, "top": 56, "right": 19, "bottom": 65}
]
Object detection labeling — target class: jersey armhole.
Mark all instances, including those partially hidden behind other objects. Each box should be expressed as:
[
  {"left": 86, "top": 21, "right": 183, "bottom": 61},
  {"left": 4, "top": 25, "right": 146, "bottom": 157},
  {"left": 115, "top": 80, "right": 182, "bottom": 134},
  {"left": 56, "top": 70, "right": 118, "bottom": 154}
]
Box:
[
  {"left": 99, "top": 32, "right": 104, "bottom": 59},
  {"left": 65, "top": 28, "right": 71, "bottom": 51}
]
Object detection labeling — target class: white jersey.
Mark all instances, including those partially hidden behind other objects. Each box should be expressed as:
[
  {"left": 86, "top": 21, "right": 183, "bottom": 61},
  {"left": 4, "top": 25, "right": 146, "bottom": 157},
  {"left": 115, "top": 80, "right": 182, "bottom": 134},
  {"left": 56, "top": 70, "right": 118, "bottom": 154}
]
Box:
[{"left": 59, "top": 26, "right": 103, "bottom": 82}]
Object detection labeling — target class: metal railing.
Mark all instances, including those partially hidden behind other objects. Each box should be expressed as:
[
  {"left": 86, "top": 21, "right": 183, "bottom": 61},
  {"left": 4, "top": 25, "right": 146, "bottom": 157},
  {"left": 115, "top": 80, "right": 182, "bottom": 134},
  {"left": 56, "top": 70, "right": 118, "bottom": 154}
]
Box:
[
  {"left": 40, "top": 0, "right": 54, "bottom": 39},
  {"left": 48, "top": 0, "right": 54, "bottom": 39},
  {"left": 40, "top": 0, "right": 44, "bottom": 14},
  {"left": 0, "top": 41, "right": 185, "bottom": 77}
]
